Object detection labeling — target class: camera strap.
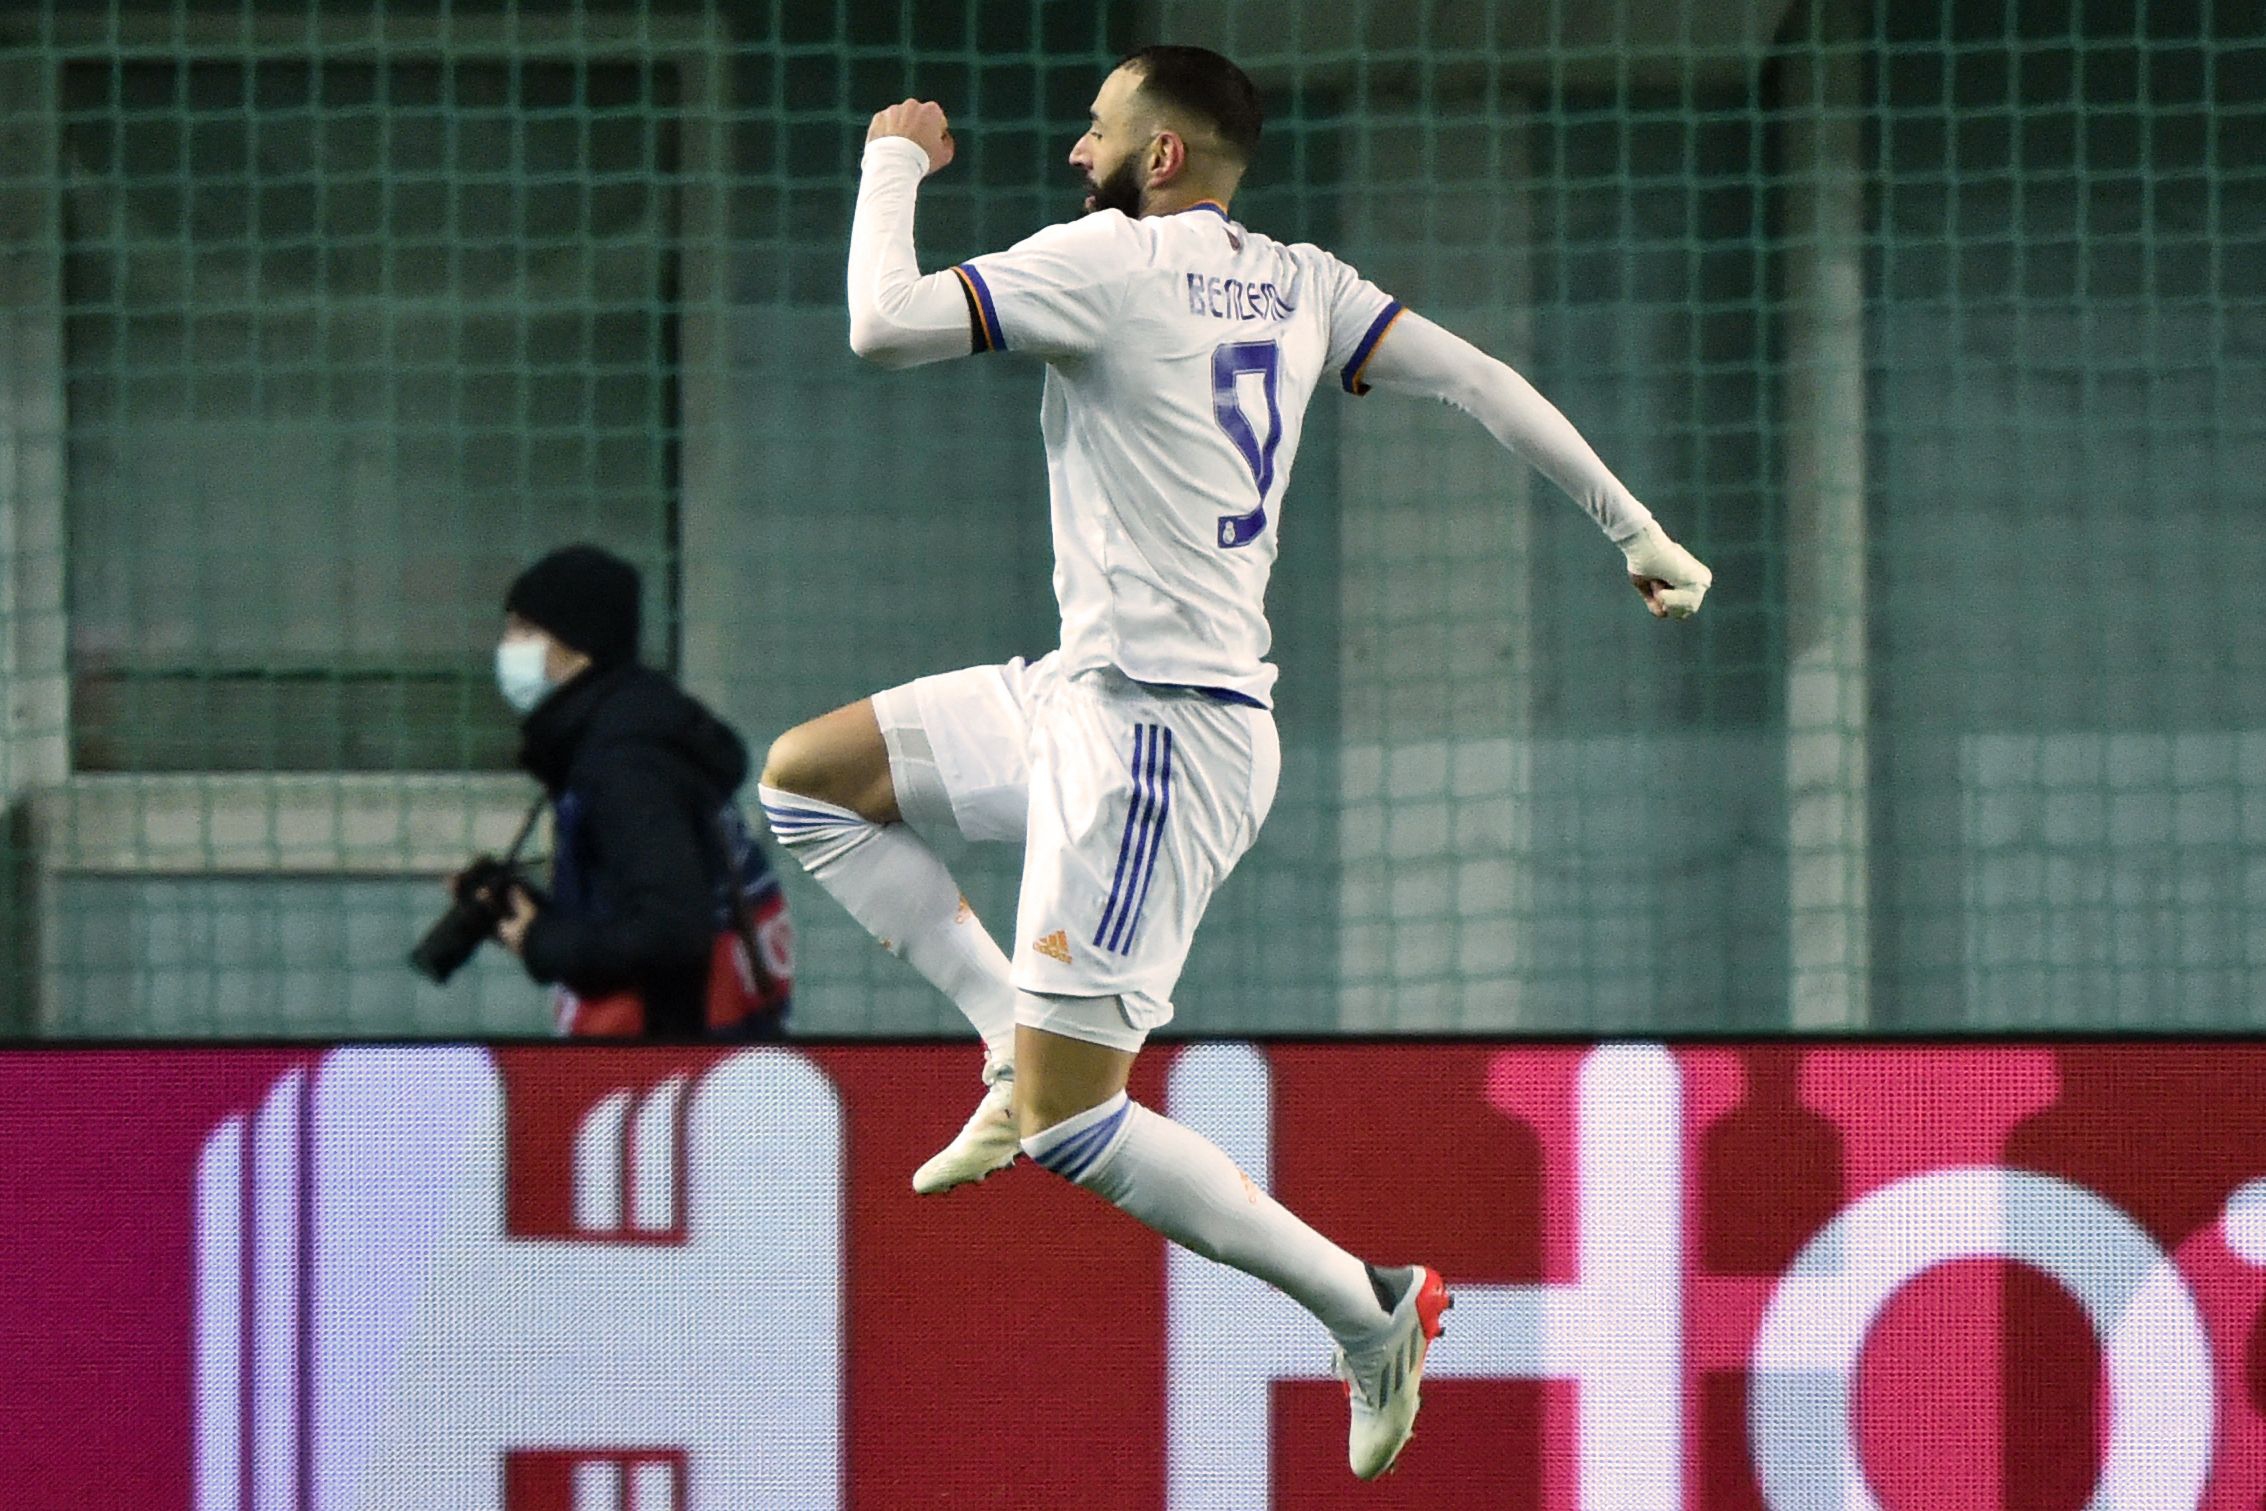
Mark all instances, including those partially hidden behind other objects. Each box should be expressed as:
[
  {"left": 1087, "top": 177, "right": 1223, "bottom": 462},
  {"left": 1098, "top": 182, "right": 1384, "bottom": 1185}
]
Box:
[{"left": 501, "top": 795, "right": 548, "bottom": 867}]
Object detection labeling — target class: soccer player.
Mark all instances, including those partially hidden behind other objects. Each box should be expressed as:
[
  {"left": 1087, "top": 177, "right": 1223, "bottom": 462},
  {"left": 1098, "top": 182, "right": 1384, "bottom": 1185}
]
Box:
[{"left": 759, "top": 46, "right": 1711, "bottom": 1478}]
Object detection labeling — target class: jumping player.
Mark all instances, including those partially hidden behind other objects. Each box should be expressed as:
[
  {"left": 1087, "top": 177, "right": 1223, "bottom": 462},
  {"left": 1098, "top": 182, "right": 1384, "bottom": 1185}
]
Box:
[{"left": 758, "top": 46, "right": 1711, "bottom": 1478}]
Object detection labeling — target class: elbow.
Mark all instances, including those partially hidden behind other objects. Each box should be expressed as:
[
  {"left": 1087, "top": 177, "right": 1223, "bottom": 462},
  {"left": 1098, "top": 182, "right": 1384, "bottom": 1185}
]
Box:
[
  {"left": 847, "top": 313, "right": 918, "bottom": 369},
  {"left": 846, "top": 313, "right": 888, "bottom": 363}
]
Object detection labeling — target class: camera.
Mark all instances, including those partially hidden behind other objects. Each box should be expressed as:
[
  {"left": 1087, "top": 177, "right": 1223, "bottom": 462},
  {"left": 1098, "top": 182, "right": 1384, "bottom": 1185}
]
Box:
[
  {"left": 407, "top": 855, "right": 526, "bottom": 984},
  {"left": 408, "top": 795, "right": 548, "bottom": 986}
]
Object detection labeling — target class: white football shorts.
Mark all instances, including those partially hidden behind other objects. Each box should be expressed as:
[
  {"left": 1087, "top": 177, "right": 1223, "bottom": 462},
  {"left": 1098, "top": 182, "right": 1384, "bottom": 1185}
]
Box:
[{"left": 872, "top": 652, "right": 1280, "bottom": 1050}]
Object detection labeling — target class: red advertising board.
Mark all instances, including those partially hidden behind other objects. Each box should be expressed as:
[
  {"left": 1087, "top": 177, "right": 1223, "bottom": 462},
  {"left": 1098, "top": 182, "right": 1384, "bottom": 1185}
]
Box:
[{"left": 0, "top": 1041, "right": 2259, "bottom": 1508}]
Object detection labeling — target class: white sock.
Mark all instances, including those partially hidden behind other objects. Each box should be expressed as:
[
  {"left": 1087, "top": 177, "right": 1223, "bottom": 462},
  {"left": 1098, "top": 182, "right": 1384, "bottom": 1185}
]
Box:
[
  {"left": 757, "top": 784, "right": 1017, "bottom": 1065},
  {"left": 1022, "top": 1092, "right": 1389, "bottom": 1343}
]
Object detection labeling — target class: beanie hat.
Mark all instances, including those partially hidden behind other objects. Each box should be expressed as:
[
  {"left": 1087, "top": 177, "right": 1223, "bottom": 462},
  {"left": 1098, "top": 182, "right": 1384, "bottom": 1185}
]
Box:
[{"left": 505, "top": 545, "right": 642, "bottom": 669}]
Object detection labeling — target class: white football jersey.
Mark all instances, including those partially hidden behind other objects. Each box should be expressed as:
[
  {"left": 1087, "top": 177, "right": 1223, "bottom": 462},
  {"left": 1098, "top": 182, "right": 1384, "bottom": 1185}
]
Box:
[{"left": 955, "top": 204, "right": 1401, "bottom": 708}]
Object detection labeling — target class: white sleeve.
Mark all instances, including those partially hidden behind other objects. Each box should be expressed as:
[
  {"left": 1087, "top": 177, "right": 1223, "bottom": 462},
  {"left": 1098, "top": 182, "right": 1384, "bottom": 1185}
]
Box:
[
  {"left": 1320, "top": 260, "right": 1405, "bottom": 395},
  {"left": 845, "top": 137, "right": 983, "bottom": 369},
  {"left": 955, "top": 215, "right": 1133, "bottom": 360},
  {"left": 1359, "top": 308, "right": 1658, "bottom": 544}
]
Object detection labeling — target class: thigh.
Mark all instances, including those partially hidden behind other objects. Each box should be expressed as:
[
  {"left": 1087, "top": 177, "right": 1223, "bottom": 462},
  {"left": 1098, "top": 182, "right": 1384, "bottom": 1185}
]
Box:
[
  {"left": 1008, "top": 679, "right": 1275, "bottom": 1036},
  {"left": 871, "top": 654, "right": 1053, "bottom": 843}
]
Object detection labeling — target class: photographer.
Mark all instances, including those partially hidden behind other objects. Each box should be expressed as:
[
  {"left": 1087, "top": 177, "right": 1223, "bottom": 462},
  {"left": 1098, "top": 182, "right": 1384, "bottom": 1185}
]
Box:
[{"left": 460, "top": 544, "right": 792, "bottom": 1038}]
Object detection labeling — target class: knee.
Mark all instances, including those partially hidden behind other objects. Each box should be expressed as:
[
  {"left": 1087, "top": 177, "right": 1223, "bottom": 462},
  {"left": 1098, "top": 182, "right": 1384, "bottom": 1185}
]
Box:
[
  {"left": 759, "top": 704, "right": 897, "bottom": 822},
  {"left": 758, "top": 721, "right": 828, "bottom": 798}
]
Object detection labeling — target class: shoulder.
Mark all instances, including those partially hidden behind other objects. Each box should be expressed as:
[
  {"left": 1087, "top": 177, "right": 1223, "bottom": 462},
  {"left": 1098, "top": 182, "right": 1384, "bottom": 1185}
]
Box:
[
  {"left": 1279, "top": 238, "right": 1366, "bottom": 283},
  {"left": 568, "top": 681, "right": 688, "bottom": 787},
  {"left": 586, "top": 679, "right": 746, "bottom": 806},
  {"left": 990, "top": 210, "right": 1152, "bottom": 270}
]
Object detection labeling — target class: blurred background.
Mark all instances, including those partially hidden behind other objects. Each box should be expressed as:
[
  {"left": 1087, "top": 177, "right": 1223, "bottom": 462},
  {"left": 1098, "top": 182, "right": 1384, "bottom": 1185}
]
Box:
[{"left": 0, "top": 0, "right": 2257, "bottom": 1039}]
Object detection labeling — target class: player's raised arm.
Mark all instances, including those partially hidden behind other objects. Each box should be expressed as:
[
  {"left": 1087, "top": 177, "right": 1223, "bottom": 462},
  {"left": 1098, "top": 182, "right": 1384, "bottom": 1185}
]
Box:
[
  {"left": 846, "top": 100, "right": 985, "bottom": 369},
  {"left": 1359, "top": 308, "right": 1715, "bottom": 619}
]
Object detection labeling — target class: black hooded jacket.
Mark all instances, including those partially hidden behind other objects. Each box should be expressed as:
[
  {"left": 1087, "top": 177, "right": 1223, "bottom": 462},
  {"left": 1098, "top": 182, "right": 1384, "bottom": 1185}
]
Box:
[{"left": 515, "top": 661, "right": 751, "bottom": 1031}]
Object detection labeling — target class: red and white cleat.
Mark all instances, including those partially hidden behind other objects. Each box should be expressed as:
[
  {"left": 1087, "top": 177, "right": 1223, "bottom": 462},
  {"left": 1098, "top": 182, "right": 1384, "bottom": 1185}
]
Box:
[{"left": 1335, "top": 1264, "right": 1452, "bottom": 1480}]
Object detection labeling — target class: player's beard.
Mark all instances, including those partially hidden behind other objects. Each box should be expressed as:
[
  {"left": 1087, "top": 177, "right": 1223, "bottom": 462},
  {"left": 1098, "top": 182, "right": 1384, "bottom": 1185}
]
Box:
[{"left": 1083, "top": 153, "right": 1144, "bottom": 217}]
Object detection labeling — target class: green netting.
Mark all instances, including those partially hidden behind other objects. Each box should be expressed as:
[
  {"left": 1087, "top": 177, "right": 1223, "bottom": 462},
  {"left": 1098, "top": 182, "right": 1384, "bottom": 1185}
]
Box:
[{"left": 0, "top": 0, "right": 2257, "bottom": 1038}]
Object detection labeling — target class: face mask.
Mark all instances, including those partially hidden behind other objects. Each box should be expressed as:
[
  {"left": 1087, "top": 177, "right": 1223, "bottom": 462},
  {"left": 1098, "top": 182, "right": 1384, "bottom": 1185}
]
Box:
[{"left": 494, "top": 636, "right": 553, "bottom": 715}]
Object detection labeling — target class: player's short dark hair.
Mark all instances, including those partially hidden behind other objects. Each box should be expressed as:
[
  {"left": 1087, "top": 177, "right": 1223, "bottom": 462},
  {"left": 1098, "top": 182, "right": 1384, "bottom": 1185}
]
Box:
[{"left": 1118, "top": 45, "right": 1262, "bottom": 166}]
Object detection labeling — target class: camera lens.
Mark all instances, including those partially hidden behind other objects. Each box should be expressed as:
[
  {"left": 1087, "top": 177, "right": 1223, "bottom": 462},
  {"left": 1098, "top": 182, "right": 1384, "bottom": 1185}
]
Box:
[{"left": 408, "top": 897, "right": 497, "bottom": 984}]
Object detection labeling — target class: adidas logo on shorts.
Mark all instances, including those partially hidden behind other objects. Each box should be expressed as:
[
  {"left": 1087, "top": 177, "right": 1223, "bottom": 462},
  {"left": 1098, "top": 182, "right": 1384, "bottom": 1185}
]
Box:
[{"left": 1031, "top": 930, "right": 1072, "bottom": 964}]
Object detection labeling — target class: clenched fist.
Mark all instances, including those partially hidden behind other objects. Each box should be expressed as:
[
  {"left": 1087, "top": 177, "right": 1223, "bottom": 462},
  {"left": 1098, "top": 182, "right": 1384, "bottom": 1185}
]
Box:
[
  {"left": 1621, "top": 521, "right": 1714, "bottom": 620},
  {"left": 867, "top": 99, "right": 955, "bottom": 175}
]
